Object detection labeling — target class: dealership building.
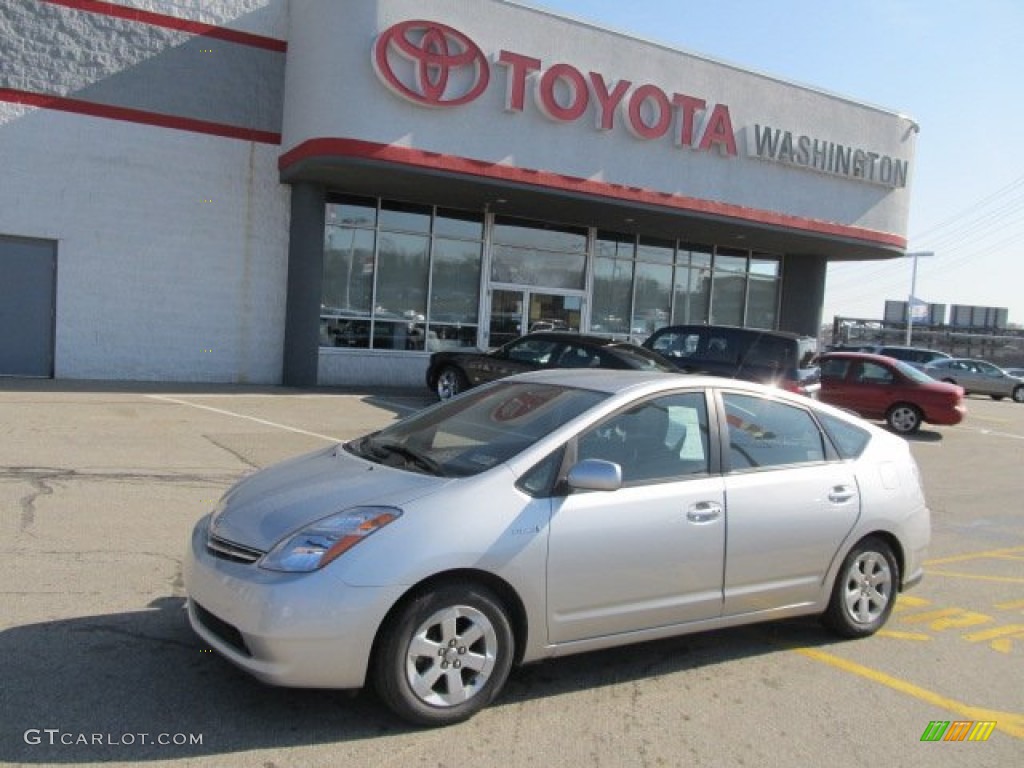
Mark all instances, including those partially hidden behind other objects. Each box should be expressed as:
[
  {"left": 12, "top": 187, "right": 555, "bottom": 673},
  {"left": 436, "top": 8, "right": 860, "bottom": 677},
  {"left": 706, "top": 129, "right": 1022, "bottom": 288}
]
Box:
[{"left": 1, "top": 0, "right": 917, "bottom": 386}]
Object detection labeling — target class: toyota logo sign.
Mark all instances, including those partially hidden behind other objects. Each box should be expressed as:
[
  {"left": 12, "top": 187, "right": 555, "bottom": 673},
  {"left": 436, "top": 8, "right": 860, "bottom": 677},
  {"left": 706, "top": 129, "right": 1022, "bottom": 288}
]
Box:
[{"left": 373, "top": 20, "right": 490, "bottom": 107}]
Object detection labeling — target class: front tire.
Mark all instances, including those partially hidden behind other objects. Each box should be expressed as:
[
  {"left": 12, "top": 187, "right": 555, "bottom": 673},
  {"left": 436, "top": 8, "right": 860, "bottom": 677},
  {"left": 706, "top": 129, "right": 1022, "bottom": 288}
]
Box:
[
  {"left": 886, "top": 403, "right": 922, "bottom": 434},
  {"left": 1013, "top": 386, "right": 1024, "bottom": 403},
  {"left": 435, "top": 366, "right": 468, "bottom": 401},
  {"left": 373, "top": 584, "right": 514, "bottom": 727},
  {"left": 823, "top": 537, "right": 899, "bottom": 638}
]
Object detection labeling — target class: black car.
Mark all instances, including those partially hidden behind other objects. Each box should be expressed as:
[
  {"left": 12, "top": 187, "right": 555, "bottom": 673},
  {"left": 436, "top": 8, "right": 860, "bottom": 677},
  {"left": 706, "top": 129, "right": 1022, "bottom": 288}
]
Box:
[
  {"left": 643, "top": 324, "right": 821, "bottom": 396},
  {"left": 425, "top": 332, "right": 677, "bottom": 400}
]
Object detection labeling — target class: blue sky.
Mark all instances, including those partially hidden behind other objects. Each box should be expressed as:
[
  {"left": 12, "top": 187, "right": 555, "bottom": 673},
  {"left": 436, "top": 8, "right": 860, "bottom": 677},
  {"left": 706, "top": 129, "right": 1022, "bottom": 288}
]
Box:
[{"left": 531, "top": 0, "right": 1024, "bottom": 327}]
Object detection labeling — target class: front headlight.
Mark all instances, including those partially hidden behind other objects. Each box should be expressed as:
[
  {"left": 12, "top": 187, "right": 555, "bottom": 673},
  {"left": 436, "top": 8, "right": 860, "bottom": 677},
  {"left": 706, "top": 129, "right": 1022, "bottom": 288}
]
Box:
[{"left": 259, "top": 506, "right": 402, "bottom": 573}]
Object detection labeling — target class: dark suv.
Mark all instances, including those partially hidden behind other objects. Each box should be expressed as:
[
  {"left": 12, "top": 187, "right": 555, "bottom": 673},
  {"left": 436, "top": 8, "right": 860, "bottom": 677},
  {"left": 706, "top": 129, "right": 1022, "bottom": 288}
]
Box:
[{"left": 643, "top": 324, "right": 820, "bottom": 396}]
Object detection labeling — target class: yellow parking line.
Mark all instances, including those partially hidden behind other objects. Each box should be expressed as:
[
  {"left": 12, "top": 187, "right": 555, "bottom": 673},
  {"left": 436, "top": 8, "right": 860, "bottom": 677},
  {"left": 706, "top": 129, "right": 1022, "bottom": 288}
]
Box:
[
  {"left": 995, "top": 600, "right": 1024, "bottom": 611},
  {"left": 926, "top": 546, "right": 1024, "bottom": 566},
  {"left": 877, "top": 630, "right": 931, "bottom": 641},
  {"left": 795, "top": 647, "right": 1024, "bottom": 740},
  {"left": 927, "top": 569, "right": 1024, "bottom": 585}
]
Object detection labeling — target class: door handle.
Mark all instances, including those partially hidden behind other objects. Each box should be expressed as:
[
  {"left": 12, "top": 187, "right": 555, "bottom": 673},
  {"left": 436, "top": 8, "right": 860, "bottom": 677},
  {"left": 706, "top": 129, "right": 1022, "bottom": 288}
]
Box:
[
  {"left": 828, "top": 486, "right": 856, "bottom": 504},
  {"left": 686, "top": 501, "right": 722, "bottom": 524}
]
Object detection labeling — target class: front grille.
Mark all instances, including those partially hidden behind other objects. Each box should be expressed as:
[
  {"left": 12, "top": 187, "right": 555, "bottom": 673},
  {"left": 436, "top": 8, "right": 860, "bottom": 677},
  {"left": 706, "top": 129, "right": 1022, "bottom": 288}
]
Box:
[
  {"left": 206, "top": 533, "right": 264, "bottom": 564},
  {"left": 193, "top": 601, "right": 251, "bottom": 657}
]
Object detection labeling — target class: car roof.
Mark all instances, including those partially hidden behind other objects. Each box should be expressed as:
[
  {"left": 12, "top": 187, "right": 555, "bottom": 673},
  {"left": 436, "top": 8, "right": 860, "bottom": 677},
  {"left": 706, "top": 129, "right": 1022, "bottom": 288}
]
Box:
[
  {"left": 511, "top": 332, "right": 637, "bottom": 348},
  {"left": 507, "top": 367, "right": 794, "bottom": 397},
  {"left": 820, "top": 351, "right": 903, "bottom": 365},
  {"left": 649, "top": 324, "right": 812, "bottom": 341}
]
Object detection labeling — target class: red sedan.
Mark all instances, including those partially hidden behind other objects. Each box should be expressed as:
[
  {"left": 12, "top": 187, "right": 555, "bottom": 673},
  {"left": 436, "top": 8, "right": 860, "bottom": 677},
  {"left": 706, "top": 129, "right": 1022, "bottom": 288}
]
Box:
[{"left": 818, "top": 352, "right": 966, "bottom": 434}]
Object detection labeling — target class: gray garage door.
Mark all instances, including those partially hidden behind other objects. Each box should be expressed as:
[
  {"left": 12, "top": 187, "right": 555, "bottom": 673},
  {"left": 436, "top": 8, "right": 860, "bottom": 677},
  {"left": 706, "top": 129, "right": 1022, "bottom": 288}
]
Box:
[{"left": 0, "top": 236, "right": 56, "bottom": 378}]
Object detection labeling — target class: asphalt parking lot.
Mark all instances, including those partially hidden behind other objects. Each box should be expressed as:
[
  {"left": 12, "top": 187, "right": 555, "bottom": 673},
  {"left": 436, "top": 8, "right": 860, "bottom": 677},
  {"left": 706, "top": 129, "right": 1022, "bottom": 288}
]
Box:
[{"left": 1, "top": 380, "right": 1021, "bottom": 767}]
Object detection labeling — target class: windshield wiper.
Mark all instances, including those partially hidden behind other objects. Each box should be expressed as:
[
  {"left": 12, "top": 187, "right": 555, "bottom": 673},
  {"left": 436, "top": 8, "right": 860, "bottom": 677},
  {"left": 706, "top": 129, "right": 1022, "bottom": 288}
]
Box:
[{"left": 364, "top": 439, "right": 444, "bottom": 476}]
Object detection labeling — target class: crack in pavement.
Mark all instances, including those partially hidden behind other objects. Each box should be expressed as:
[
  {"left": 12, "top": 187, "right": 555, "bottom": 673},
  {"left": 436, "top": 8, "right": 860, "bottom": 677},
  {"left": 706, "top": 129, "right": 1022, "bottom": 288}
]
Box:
[{"left": 1, "top": 466, "right": 238, "bottom": 534}]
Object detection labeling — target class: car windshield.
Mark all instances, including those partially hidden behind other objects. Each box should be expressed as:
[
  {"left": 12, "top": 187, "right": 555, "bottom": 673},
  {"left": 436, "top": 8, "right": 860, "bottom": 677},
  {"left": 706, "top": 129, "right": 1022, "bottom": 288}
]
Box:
[{"left": 346, "top": 382, "right": 607, "bottom": 477}]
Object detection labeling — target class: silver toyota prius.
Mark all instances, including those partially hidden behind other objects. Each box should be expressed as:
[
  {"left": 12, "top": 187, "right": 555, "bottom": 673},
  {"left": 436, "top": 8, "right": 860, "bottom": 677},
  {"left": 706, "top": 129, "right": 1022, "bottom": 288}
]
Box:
[{"left": 184, "top": 370, "right": 930, "bottom": 726}]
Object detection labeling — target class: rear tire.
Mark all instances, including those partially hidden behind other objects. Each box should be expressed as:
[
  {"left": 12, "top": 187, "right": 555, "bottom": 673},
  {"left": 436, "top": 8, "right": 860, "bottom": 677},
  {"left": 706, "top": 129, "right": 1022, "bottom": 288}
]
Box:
[
  {"left": 373, "top": 584, "right": 514, "bottom": 727},
  {"left": 823, "top": 537, "right": 899, "bottom": 638},
  {"left": 1013, "top": 386, "right": 1024, "bottom": 403},
  {"left": 435, "top": 366, "right": 468, "bottom": 401},
  {"left": 885, "top": 403, "right": 922, "bottom": 434}
]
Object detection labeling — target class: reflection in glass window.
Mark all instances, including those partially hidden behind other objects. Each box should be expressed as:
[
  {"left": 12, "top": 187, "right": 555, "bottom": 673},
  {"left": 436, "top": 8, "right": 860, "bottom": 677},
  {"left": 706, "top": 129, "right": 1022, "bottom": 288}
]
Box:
[
  {"left": 673, "top": 247, "right": 712, "bottom": 325},
  {"left": 710, "top": 249, "right": 748, "bottom": 326},
  {"left": 492, "top": 217, "right": 587, "bottom": 252},
  {"left": 491, "top": 245, "right": 586, "bottom": 290},
  {"left": 430, "top": 239, "right": 481, "bottom": 318},
  {"left": 322, "top": 227, "right": 375, "bottom": 317},
  {"left": 377, "top": 232, "right": 429, "bottom": 319},
  {"left": 746, "top": 275, "right": 779, "bottom": 330},
  {"left": 632, "top": 261, "right": 672, "bottom": 340},
  {"left": 320, "top": 200, "right": 484, "bottom": 351},
  {"left": 435, "top": 209, "right": 484, "bottom": 239},
  {"left": 593, "top": 234, "right": 635, "bottom": 336},
  {"left": 379, "top": 201, "right": 431, "bottom": 233},
  {"left": 326, "top": 195, "right": 376, "bottom": 228}
]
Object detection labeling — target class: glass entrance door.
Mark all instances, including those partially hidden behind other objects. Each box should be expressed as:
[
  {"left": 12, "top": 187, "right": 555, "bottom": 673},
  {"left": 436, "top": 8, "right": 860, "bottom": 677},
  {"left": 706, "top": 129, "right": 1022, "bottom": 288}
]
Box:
[{"left": 488, "top": 289, "right": 582, "bottom": 347}]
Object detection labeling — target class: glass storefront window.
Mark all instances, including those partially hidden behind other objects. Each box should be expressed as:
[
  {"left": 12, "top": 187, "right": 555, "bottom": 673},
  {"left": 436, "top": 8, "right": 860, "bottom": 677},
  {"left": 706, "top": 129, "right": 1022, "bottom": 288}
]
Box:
[
  {"left": 746, "top": 275, "right": 779, "bottom": 330},
  {"left": 376, "top": 231, "right": 429, "bottom": 337},
  {"left": 492, "top": 216, "right": 587, "bottom": 252},
  {"left": 435, "top": 208, "right": 484, "bottom": 240},
  {"left": 430, "top": 238, "right": 481, "bottom": 349},
  {"left": 326, "top": 195, "right": 376, "bottom": 228},
  {"left": 673, "top": 246, "right": 712, "bottom": 325},
  {"left": 632, "top": 261, "right": 672, "bottom": 340},
  {"left": 593, "top": 234, "right": 635, "bottom": 337},
  {"left": 321, "top": 200, "right": 484, "bottom": 351},
  {"left": 491, "top": 245, "right": 586, "bottom": 290},
  {"left": 322, "top": 227, "right": 375, "bottom": 317},
  {"left": 636, "top": 237, "right": 674, "bottom": 265},
  {"left": 379, "top": 201, "right": 432, "bottom": 233},
  {"left": 710, "top": 248, "right": 748, "bottom": 326}
]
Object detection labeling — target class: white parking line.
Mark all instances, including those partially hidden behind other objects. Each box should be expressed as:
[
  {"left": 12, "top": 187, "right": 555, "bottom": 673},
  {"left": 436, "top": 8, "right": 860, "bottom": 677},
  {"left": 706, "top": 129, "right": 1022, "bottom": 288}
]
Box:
[{"left": 146, "top": 395, "right": 342, "bottom": 442}]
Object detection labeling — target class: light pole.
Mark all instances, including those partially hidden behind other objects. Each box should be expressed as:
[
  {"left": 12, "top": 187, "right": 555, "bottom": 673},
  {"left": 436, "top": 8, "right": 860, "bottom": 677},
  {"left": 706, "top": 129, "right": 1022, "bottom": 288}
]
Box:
[{"left": 904, "top": 251, "right": 935, "bottom": 346}]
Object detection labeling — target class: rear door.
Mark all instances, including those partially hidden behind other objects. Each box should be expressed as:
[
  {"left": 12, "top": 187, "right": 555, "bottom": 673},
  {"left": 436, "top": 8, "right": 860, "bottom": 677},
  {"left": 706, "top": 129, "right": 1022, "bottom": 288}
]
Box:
[{"left": 717, "top": 391, "right": 861, "bottom": 615}]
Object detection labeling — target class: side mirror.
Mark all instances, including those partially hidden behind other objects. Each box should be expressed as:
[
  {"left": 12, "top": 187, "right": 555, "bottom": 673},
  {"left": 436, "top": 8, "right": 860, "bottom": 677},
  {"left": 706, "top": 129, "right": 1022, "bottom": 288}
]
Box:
[{"left": 566, "top": 459, "right": 622, "bottom": 492}]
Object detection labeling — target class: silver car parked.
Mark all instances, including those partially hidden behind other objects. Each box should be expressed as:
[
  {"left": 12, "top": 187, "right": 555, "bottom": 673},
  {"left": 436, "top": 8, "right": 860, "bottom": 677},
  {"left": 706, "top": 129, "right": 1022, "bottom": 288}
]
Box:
[
  {"left": 924, "top": 358, "right": 1024, "bottom": 402},
  {"left": 185, "top": 370, "right": 930, "bottom": 726}
]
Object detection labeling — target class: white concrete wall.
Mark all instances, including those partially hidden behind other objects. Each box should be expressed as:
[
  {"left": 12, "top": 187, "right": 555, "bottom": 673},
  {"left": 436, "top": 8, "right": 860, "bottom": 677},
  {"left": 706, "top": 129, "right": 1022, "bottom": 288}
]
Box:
[
  {"left": 0, "top": 0, "right": 291, "bottom": 383},
  {"left": 0, "top": 103, "right": 290, "bottom": 382}
]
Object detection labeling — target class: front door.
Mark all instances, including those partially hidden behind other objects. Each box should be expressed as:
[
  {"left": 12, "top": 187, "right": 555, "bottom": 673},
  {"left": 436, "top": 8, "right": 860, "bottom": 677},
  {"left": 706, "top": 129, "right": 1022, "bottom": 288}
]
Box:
[{"left": 487, "top": 289, "right": 582, "bottom": 347}]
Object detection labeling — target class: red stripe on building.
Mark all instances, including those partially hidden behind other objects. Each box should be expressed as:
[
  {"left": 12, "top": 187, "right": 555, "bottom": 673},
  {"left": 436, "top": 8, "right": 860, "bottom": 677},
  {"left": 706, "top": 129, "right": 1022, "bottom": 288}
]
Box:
[
  {"left": 39, "top": 0, "right": 287, "bottom": 52},
  {"left": 279, "top": 137, "right": 907, "bottom": 249},
  {"left": 1, "top": 88, "right": 281, "bottom": 145}
]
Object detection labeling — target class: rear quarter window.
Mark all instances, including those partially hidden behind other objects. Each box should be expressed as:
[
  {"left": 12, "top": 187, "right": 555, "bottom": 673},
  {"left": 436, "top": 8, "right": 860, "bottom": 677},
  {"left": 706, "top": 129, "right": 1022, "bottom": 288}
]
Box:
[{"left": 817, "top": 412, "right": 871, "bottom": 459}]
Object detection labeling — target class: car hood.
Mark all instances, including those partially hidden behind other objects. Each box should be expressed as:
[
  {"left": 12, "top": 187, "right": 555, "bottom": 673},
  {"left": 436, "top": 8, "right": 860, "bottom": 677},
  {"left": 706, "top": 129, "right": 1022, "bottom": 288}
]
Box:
[{"left": 208, "top": 444, "right": 450, "bottom": 552}]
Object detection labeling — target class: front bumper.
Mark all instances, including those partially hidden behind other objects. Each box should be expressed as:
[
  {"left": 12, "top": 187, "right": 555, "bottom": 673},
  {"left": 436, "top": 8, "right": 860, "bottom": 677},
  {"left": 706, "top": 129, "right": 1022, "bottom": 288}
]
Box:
[{"left": 183, "top": 515, "right": 404, "bottom": 689}]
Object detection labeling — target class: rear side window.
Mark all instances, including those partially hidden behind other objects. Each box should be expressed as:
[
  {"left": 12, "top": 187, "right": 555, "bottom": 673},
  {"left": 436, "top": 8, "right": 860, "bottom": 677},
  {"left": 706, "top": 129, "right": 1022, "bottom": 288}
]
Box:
[
  {"left": 744, "top": 334, "right": 791, "bottom": 369},
  {"left": 648, "top": 330, "right": 701, "bottom": 359},
  {"left": 821, "top": 358, "right": 851, "bottom": 381},
  {"left": 817, "top": 412, "right": 871, "bottom": 459},
  {"left": 723, "top": 393, "right": 826, "bottom": 470}
]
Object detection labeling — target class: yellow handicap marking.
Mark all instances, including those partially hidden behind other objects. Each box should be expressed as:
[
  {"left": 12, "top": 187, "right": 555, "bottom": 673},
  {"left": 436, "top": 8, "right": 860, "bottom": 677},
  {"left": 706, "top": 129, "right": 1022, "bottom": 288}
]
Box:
[
  {"left": 898, "top": 608, "right": 994, "bottom": 631},
  {"left": 963, "top": 625, "right": 1024, "bottom": 654}
]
